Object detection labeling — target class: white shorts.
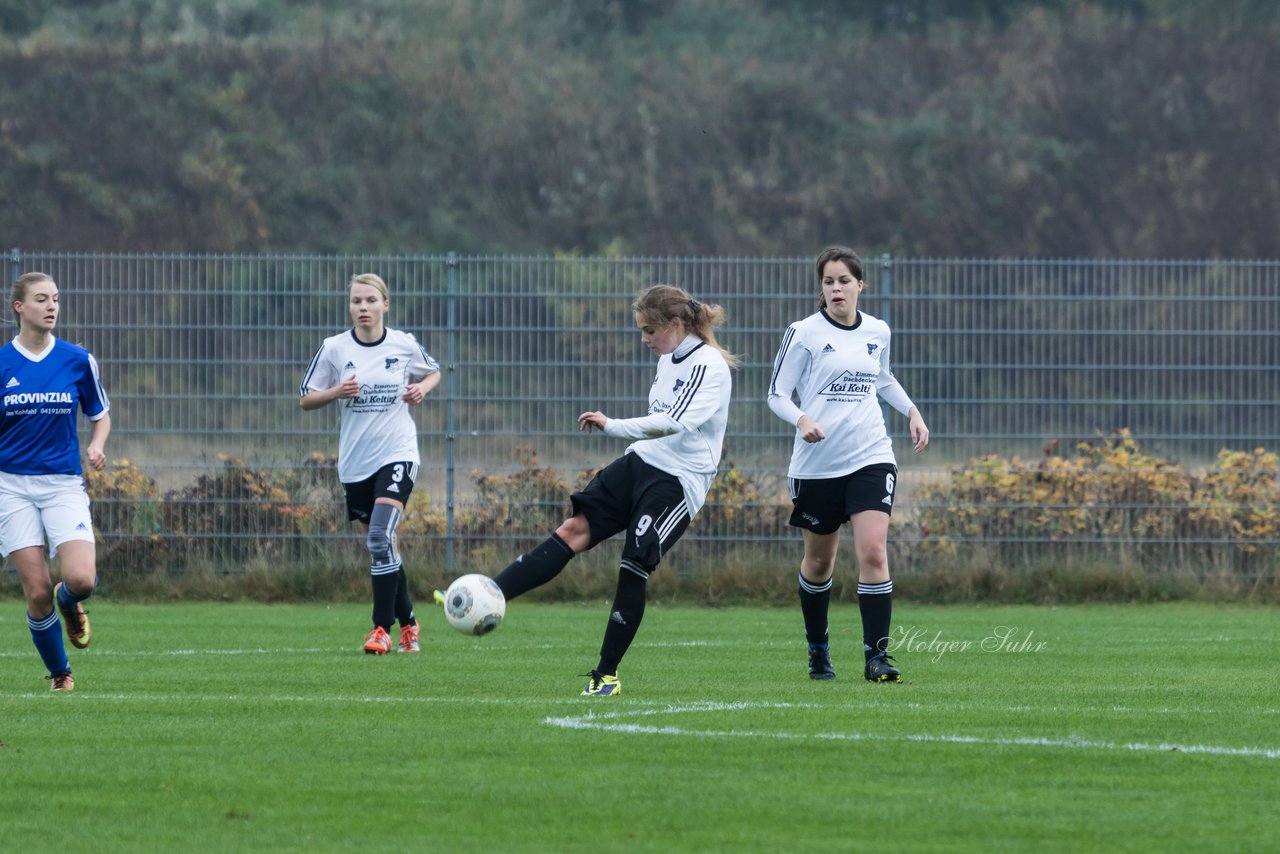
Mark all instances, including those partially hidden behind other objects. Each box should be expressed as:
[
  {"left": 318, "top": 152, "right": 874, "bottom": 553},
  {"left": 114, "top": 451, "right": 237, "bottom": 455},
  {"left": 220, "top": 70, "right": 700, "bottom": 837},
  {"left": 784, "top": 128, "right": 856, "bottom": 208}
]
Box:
[{"left": 0, "top": 472, "right": 95, "bottom": 559}]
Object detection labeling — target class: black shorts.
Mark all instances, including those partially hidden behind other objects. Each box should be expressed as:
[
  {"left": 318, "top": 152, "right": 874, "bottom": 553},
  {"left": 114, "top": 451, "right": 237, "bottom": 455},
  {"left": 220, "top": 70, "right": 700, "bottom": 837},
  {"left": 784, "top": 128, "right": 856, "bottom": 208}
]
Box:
[
  {"left": 570, "top": 452, "right": 691, "bottom": 577},
  {"left": 788, "top": 463, "right": 897, "bottom": 535},
  {"left": 343, "top": 461, "right": 418, "bottom": 523}
]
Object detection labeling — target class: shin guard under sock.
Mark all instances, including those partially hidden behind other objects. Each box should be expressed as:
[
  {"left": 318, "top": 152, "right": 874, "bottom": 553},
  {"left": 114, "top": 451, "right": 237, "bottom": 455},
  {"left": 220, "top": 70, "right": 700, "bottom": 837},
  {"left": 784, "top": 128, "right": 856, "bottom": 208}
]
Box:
[
  {"left": 494, "top": 533, "right": 576, "bottom": 600},
  {"left": 858, "top": 580, "right": 893, "bottom": 658},
  {"left": 596, "top": 568, "right": 648, "bottom": 676},
  {"left": 798, "top": 573, "right": 833, "bottom": 647}
]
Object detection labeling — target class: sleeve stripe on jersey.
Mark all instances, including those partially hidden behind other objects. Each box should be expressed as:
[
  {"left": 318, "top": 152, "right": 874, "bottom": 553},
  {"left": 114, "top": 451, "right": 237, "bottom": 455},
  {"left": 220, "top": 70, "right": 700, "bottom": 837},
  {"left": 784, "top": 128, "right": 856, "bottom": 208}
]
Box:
[
  {"left": 669, "top": 364, "right": 707, "bottom": 422},
  {"left": 88, "top": 353, "right": 111, "bottom": 412},
  {"left": 418, "top": 344, "right": 440, "bottom": 373},
  {"left": 769, "top": 327, "right": 797, "bottom": 396},
  {"left": 299, "top": 347, "right": 326, "bottom": 396}
]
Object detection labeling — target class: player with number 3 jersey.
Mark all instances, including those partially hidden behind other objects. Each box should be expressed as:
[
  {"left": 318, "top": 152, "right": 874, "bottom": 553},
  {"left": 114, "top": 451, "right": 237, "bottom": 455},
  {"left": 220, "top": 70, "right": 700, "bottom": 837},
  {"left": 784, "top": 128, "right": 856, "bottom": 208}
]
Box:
[{"left": 300, "top": 273, "right": 440, "bottom": 655}]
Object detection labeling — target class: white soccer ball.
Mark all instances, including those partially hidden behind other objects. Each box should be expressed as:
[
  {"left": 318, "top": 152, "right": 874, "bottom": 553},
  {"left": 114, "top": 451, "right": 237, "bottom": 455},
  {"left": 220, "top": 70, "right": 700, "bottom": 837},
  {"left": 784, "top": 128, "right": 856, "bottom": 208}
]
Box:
[{"left": 443, "top": 573, "right": 506, "bottom": 636}]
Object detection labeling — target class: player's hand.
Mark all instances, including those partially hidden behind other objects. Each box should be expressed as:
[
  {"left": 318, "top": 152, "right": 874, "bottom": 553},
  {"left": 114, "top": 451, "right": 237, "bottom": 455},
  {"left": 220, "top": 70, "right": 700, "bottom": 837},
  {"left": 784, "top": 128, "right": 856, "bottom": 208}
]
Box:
[
  {"left": 797, "top": 415, "right": 825, "bottom": 443},
  {"left": 909, "top": 409, "right": 930, "bottom": 453},
  {"left": 578, "top": 411, "right": 608, "bottom": 432},
  {"left": 86, "top": 444, "right": 107, "bottom": 471},
  {"left": 402, "top": 381, "right": 426, "bottom": 405},
  {"left": 333, "top": 376, "right": 360, "bottom": 401}
]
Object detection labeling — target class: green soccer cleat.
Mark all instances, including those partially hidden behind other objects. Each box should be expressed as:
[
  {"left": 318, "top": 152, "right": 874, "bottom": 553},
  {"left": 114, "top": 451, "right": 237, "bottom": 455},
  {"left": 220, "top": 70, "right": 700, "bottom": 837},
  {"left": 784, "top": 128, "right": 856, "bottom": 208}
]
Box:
[
  {"left": 864, "top": 653, "right": 902, "bottom": 683},
  {"left": 432, "top": 589, "right": 446, "bottom": 606},
  {"left": 581, "top": 670, "right": 621, "bottom": 697}
]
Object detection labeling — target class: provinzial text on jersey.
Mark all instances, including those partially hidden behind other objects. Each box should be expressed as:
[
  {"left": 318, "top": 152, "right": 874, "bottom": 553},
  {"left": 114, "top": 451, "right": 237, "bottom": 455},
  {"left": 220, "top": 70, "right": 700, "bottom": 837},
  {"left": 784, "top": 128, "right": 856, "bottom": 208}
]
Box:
[{"left": 5, "top": 392, "right": 75, "bottom": 405}]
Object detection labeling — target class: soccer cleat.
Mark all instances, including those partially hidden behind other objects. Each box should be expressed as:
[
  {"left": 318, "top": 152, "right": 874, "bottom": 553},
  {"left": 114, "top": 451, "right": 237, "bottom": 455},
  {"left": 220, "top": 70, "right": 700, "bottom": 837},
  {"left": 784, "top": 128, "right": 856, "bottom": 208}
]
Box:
[
  {"left": 397, "top": 623, "right": 421, "bottom": 653},
  {"left": 54, "top": 582, "right": 91, "bottom": 649},
  {"left": 864, "top": 653, "right": 902, "bottom": 683},
  {"left": 581, "top": 670, "right": 621, "bottom": 697},
  {"left": 432, "top": 589, "right": 446, "bottom": 606},
  {"left": 49, "top": 672, "right": 75, "bottom": 692},
  {"left": 362, "top": 626, "right": 392, "bottom": 655},
  {"left": 808, "top": 646, "right": 836, "bottom": 680}
]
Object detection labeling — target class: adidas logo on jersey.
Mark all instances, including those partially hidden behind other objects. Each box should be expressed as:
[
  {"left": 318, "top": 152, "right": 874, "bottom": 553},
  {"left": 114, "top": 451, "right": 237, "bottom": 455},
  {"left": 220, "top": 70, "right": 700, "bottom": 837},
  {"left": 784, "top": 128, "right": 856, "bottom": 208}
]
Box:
[
  {"left": 75, "top": 522, "right": 89, "bottom": 530},
  {"left": 821, "top": 344, "right": 835, "bottom": 353},
  {"left": 4, "top": 377, "right": 18, "bottom": 388},
  {"left": 342, "top": 361, "right": 356, "bottom": 372}
]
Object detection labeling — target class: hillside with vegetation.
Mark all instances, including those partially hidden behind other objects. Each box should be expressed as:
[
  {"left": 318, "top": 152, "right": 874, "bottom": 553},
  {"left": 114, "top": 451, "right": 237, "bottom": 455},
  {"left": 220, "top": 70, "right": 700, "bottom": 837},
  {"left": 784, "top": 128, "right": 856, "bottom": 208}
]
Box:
[{"left": 2, "top": 0, "right": 1277, "bottom": 257}]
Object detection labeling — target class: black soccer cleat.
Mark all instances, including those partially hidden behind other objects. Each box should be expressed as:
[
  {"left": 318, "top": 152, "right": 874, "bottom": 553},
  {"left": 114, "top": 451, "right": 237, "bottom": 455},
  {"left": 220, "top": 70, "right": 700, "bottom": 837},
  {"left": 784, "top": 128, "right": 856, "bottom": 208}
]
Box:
[
  {"left": 808, "top": 646, "right": 836, "bottom": 680},
  {"left": 864, "top": 653, "right": 901, "bottom": 683}
]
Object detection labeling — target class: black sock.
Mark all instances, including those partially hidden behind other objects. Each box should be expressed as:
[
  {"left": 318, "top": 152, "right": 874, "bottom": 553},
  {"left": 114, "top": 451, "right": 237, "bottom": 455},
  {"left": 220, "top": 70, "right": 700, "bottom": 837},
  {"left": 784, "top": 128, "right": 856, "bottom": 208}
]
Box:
[
  {"left": 858, "top": 580, "right": 893, "bottom": 659},
  {"left": 494, "top": 533, "right": 576, "bottom": 600},
  {"left": 798, "top": 573, "right": 832, "bottom": 647},
  {"left": 395, "top": 568, "right": 415, "bottom": 627},
  {"left": 371, "top": 572, "right": 399, "bottom": 631},
  {"left": 596, "top": 568, "right": 648, "bottom": 676}
]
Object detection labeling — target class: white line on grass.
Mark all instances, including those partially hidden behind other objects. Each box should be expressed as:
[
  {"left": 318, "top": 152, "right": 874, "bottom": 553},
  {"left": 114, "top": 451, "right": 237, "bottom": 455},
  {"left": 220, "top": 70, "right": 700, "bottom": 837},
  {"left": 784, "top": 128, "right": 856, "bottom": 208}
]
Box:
[
  {"left": 4, "top": 689, "right": 1276, "bottom": 759},
  {"left": 0, "top": 639, "right": 738, "bottom": 659},
  {"left": 543, "top": 701, "right": 1280, "bottom": 760}
]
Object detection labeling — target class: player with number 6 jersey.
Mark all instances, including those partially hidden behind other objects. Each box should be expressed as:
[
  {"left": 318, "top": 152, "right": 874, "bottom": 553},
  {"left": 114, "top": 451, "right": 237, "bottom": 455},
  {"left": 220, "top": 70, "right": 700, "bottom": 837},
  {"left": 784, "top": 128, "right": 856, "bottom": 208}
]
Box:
[
  {"left": 769, "top": 246, "right": 929, "bottom": 684},
  {"left": 489, "top": 284, "right": 736, "bottom": 696},
  {"left": 300, "top": 273, "right": 440, "bottom": 655}
]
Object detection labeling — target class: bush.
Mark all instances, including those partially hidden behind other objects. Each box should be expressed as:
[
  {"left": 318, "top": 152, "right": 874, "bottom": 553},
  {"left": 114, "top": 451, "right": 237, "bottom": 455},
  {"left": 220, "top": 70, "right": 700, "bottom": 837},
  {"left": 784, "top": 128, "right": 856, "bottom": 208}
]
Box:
[
  {"left": 69, "top": 437, "right": 1280, "bottom": 602},
  {"left": 159, "top": 453, "right": 342, "bottom": 567},
  {"left": 84, "top": 458, "right": 169, "bottom": 575},
  {"left": 914, "top": 431, "right": 1280, "bottom": 580}
]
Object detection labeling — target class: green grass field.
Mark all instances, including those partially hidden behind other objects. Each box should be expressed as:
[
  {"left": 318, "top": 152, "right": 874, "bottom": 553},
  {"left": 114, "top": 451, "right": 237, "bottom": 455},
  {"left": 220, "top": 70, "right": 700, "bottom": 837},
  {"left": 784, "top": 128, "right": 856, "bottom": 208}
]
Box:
[{"left": 2, "top": 600, "right": 1277, "bottom": 852}]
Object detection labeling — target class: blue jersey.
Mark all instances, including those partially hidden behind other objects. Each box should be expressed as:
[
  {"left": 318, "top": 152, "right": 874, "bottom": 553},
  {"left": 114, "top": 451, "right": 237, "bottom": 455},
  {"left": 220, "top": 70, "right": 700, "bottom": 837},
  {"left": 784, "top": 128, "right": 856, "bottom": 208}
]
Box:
[{"left": 0, "top": 337, "right": 110, "bottom": 476}]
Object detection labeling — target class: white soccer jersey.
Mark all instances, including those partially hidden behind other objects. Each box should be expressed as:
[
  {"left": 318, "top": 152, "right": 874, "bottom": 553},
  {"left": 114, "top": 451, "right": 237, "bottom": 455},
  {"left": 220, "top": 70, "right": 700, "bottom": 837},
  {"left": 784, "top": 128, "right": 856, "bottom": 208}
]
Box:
[
  {"left": 768, "top": 310, "right": 914, "bottom": 479},
  {"left": 300, "top": 328, "right": 439, "bottom": 483},
  {"left": 602, "top": 335, "right": 732, "bottom": 516}
]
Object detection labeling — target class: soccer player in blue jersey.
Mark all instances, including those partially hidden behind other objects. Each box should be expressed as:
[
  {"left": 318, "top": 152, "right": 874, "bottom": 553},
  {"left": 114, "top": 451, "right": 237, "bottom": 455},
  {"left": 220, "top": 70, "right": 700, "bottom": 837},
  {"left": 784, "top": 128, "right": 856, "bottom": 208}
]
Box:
[
  {"left": 1, "top": 272, "right": 111, "bottom": 692},
  {"left": 768, "top": 247, "right": 928, "bottom": 684},
  {"left": 487, "top": 285, "right": 736, "bottom": 696}
]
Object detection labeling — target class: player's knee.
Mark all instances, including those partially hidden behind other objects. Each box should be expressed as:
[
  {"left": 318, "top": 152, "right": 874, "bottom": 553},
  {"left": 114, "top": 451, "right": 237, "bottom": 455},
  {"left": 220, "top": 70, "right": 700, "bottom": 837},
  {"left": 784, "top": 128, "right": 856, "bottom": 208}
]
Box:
[
  {"left": 366, "top": 527, "right": 393, "bottom": 564},
  {"left": 804, "top": 553, "right": 837, "bottom": 580},
  {"left": 555, "top": 515, "right": 592, "bottom": 551},
  {"left": 859, "top": 544, "right": 889, "bottom": 574}
]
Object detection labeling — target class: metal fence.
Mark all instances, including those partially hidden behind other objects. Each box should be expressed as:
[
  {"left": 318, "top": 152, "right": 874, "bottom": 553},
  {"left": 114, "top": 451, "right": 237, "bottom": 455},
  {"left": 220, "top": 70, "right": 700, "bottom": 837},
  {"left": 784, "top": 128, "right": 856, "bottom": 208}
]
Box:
[{"left": 7, "top": 249, "right": 1280, "bottom": 579}]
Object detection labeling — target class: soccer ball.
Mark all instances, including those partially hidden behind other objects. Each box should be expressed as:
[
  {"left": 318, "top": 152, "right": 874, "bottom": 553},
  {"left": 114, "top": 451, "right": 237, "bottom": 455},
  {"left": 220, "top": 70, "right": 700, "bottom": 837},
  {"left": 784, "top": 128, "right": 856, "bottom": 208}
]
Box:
[{"left": 443, "top": 573, "right": 506, "bottom": 636}]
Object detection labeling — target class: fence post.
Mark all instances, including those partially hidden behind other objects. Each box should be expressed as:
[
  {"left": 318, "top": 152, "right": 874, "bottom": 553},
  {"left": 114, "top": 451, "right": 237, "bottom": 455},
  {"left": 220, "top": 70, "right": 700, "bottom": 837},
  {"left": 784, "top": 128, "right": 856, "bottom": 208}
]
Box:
[
  {"left": 9, "top": 247, "right": 20, "bottom": 283},
  {"left": 879, "top": 253, "right": 893, "bottom": 426},
  {"left": 445, "top": 252, "right": 458, "bottom": 575},
  {"left": 879, "top": 252, "right": 892, "bottom": 326}
]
